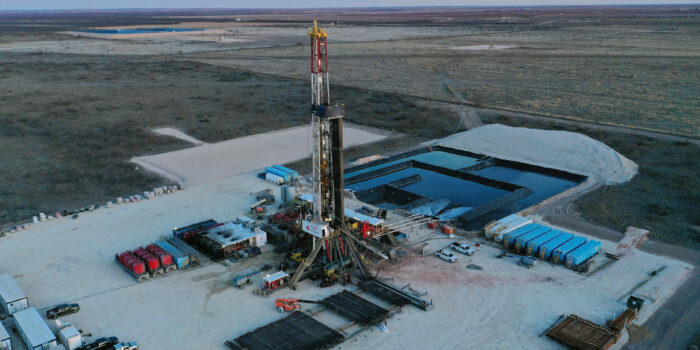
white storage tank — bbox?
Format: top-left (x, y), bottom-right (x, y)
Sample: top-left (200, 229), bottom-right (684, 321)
top-left (265, 172), bottom-right (284, 185)
top-left (0, 321), bottom-right (11, 350)
top-left (491, 217), bottom-right (533, 242)
top-left (0, 273), bottom-right (29, 315)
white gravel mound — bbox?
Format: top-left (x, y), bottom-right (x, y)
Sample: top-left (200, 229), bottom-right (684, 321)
top-left (437, 124), bottom-right (638, 184)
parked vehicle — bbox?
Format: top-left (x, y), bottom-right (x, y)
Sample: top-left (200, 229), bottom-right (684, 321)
top-left (78, 336), bottom-right (118, 350)
top-left (112, 341), bottom-right (139, 350)
top-left (46, 303), bottom-right (80, 319)
top-left (450, 242), bottom-right (475, 256)
top-left (435, 249), bottom-right (457, 263)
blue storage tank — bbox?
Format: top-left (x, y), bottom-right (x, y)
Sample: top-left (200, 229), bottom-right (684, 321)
top-left (525, 230), bottom-right (561, 255)
top-left (513, 226), bottom-right (551, 252)
top-left (538, 232), bottom-right (574, 260)
top-left (502, 223), bottom-right (540, 248)
top-left (272, 165), bottom-right (299, 180)
top-left (565, 240), bottom-right (602, 268)
top-left (552, 236), bottom-right (587, 264)
top-left (265, 167), bottom-right (291, 183)
top-left (155, 240), bottom-right (190, 270)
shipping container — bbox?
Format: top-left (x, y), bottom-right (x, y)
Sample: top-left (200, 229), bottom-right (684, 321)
top-left (552, 236), bottom-right (587, 264)
top-left (155, 241), bottom-right (190, 270)
top-left (513, 226), bottom-right (551, 252)
top-left (490, 217), bottom-right (533, 242)
top-left (0, 273), bottom-right (29, 316)
top-left (264, 167), bottom-right (291, 183)
top-left (265, 172), bottom-right (284, 185)
top-left (525, 230), bottom-right (562, 255)
top-left (502, 223), bottom-right (540, 248)
top-left (565, 240), bottom-right (602, 268)
top-left (538, 232), bottom-right (575, 260)
top-left (168, 237), bottom-right (201, 266)
top-left (272, 165), bottom-right (299, 180)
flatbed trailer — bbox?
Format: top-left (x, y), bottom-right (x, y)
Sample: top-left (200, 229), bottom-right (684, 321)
top-left (547, 314), bottom-right (618, 350)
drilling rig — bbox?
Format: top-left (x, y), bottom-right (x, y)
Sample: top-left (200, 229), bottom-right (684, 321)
top-left (289, 21), bottom-right (369, 289)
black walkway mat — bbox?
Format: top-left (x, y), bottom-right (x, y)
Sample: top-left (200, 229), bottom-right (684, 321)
top-left (226, 311), bottom-right (344, 350)
top-left (322, 290), bottom-right (389, 326)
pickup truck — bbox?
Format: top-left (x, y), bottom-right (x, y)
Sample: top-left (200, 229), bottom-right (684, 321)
top-left (450, 242), bottom-right (475, 256)
top-left (435, 249), bottom-right (458, 263)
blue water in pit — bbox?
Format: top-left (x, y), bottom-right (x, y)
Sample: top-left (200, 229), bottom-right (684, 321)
top-left (471, 166), bottom-right (578, 207)
top-left (81, 28), bottom-right (204, 34)
top-left (346, 151), bottom-right (482, 179)
top-left (346, 167), bottom-right (509, 208)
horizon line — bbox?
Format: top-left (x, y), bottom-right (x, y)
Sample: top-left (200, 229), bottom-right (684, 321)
top-left (1, 3), bottom-right (699, 12)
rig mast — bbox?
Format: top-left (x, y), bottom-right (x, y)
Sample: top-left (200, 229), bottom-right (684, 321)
top-left (290, 21), bottom-right (354, 289)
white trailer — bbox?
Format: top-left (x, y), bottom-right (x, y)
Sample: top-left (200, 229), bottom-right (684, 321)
top-left (0, 273), bottom-right (29, 315)
top-left (0, 321), bottom-right (11, 350)
top-left (484, 214), bottom-right (521, 238)
top-left (490, 217), bottom-right (534, 242)
top-left (13, 308), bottom-right (57, 350)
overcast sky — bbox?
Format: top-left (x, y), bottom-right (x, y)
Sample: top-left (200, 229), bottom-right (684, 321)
top-left (0, 0), bottom-right (696, 11)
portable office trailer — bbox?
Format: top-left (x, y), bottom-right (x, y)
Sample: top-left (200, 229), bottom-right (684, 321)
top-left (0, 273), bottom-right (29, 315)
top-left (513, 226), bottom-right (551, 252)
top-left (526, 230), bottom-right (562, 256)
top-left (552, 236), bottom-right (587, 264)
top-left (155, 241), bottom-right (190, 270)
top-left (0, 322), bottom-right (10, 350)
top-left (491, 217), bottom-right (533, 242)
top-left (565, 240), bottom-right (602, 268)
top-left (57, 325), bottom-right (82, 350)
top-left (538, 232), bottom-right (574, 260)
top-left (12, 308), bottom-right (57, 350)
top-left (502, 223), bottom-right (540, 248)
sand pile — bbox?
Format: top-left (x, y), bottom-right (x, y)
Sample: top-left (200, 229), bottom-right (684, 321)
top-left (436, 124), bottom-right (638, 184)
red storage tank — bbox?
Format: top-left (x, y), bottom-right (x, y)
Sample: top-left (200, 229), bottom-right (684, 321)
top-left (145, 257), bottom-right (160, 270)
top-left (158, 253), bottom-right (173, 266)
top-left (131, 261), bottom-right (146, 274)
top-left (427, 222), bottom-right (438, 229)
top-left (119, 252), bottom-right (131, 264)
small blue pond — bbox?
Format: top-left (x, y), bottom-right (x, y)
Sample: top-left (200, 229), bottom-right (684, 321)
top-left (346, 151), bottom-right (482, 179)
top-left (471, 166), bottom-right (578, 207)
top-left (346, 167), bottom-right (509, 208)
top-left (81, 28), bottom-right (204, 34)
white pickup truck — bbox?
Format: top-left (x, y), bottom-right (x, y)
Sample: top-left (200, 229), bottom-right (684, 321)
top-left (451, 242), bottom-right (475, 256)
top-left (435, 249), bottom-right (458, 263)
